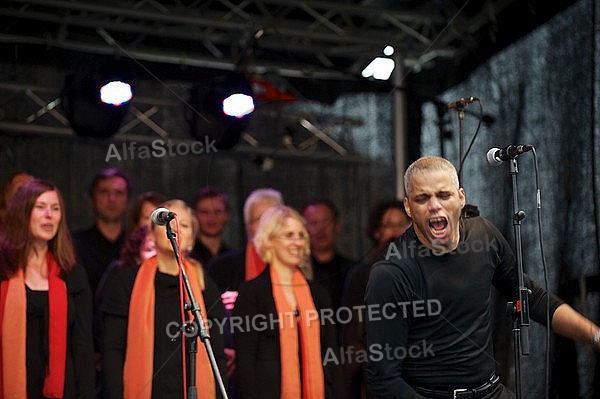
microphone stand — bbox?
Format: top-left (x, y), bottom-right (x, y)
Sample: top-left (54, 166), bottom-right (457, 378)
top-left (504, 158), bottom-right (530, 399)
top-left (164, 220), bottom-right (229, 399)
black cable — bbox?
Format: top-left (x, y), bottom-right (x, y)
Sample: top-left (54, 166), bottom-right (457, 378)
top-left (456, 100), bottom-right (484, 181)
top-left (531, 148), bottom-right (551, 399)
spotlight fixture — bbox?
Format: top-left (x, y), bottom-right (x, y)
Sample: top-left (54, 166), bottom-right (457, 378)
top-left (222, 93), bottom-right (254, 118)
top-left (362, 46), bottom-right (396, 80)
top-left (62, 62), bottom-right (134, 138)
top-left (188, 72), bottom-right (255, 150)
top-left (99, 80), bottom-right (133, 106)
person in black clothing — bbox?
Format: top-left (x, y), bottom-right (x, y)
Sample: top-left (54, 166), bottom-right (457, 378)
top-left (0, 178), bottom-right (95, 399)
top-left (206, 188), bottom-right (284, 399)
top-left (93, 224), bottom-right (157, 398)
top-left (207, 188), bottom-right (283, 297)
top-left (73, 167), bottom-right (130, 396)
top-left (341, 199), bottom-right (411, 399)
top-left (365, 156), bottom-right (600, 399)
top-left (101, 199), bottom-right (227, 399)
top-left (234, 205), bottom-right (345, 399)
top-left (301, 198), bottom-right (356, 314)
top-left (73, 167), bottom-right (131, 296)
top-left (190, 186), bottom-right (231, 268)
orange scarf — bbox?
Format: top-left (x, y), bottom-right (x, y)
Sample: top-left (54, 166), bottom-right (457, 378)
top-left (0, 252), bottom-right (67, 399)
top-left (123, 256), bottom-right (216, 399)
top-left (245, 241), bottom-right (266, 281)
top-left (270, 266), bottom-right (324, 399)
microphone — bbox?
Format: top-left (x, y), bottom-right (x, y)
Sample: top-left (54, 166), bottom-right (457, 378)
top-left (486, 144), bottom-right (534, 166)
top-left (448, 96), bottom-right (478, 110)
top-left (151, 207), bottom-right (176, 226)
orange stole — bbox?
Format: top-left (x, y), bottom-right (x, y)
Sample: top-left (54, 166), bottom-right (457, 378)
top-left (0, 269), bottom-right (27, 399)
top-left (123, 256), bottom-right (216, 399)
top-left (245, 241), bottom-right (266, 281)
top-left (270, 266), bottom-right (325, 399)
top-left (0, 252), bottom-right (67, 399)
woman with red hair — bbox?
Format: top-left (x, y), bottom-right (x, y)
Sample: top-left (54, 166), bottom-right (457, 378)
top-left (0, 178), bottom-right (95, 398)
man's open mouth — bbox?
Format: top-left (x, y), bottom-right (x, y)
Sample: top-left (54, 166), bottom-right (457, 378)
top-left (428, 217), bottom-right (448, 236)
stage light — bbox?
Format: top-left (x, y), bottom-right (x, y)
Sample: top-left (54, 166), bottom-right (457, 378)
top-left (189, 72), bottom-right (255, 149)
top-left (362, 57), bottom-right (395, 80)
top-left (222, 93), bottom-right (254, 118)
top-left (100, 81), bottom-right (133, 106)
top-left (62, 62), bottom-right (134, 138)
top-left (362, 46), bottom-right (396, 80)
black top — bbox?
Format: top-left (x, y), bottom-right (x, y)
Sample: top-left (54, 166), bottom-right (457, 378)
top-left (233, 266), bottom-right (347, 399)
top-left (73, 224), bottom-right (125, 295)
top-left (339, 259), bottom-right (374, 399)
top-left (364, 216), bottom-right (564, 399)
top-left (100, 263), bottom-right (228, 399)
top-left (24, 264), bottom-right (95, 399)
top-left (207, 247), bottom-right (246, 293)
top-left (311, 253), bottom-right (355, 312)
top-left (190, 238), bottom-right (230, 271)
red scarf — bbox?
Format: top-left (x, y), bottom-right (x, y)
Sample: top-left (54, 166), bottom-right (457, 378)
top-left (0, 252), bottom-right (68, 399)
top-left (245, 241), bottom-right (266, 281)
top-left (123, 256), bottom-right (216, 399)
top-left (270, 266), bottom-right (324, 399)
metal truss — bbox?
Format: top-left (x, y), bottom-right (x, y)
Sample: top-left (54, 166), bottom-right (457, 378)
top-left (0, 80), bottom-right (366, 161)
top-left (0, 0), bottom-right (519, 81)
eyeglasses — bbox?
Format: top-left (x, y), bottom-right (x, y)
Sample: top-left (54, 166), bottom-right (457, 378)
top-left (271, 232), bottom-right (308, 242)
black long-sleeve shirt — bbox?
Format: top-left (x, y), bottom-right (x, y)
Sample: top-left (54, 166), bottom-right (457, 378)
top-left (364, 216), bottom-right (564, 399)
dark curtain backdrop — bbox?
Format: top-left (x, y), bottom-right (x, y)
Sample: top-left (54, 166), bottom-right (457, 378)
top-left (421, 0), bottom-right (600, 397)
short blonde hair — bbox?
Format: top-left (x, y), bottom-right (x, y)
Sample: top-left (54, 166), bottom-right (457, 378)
top-left (253, 205), bottom-right (312, 279)
top-left (404, 156), bottom-right (459, 195)
top-left (156, 199), bottom-right (199, 239)
top-left (153, 198), bottom-right (205, 289)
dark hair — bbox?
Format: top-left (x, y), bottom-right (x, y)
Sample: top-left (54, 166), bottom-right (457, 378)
top-left (300, 198), bottom-right (340, 222)
top-left (192, 186), bottom-right (230, 212)
top-left (127, 190), bottom-right (167, 233)
top-left (0, 179), bottom-right (75, 279)
top-left (119, 224), bottom-right (151, 269)
top-left (89, 167), bottom-right (131, 197)
top-left (0, 171), bottom-right (34, 215)
top-left (366, 199), bottom-right (408, 241)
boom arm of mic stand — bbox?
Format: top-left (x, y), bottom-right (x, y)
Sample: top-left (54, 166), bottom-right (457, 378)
top-left (165, 222), bottom-right (229, 399)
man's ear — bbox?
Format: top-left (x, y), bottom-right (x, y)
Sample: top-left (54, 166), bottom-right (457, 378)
top-left (458, 187), bottom-right (466, 209)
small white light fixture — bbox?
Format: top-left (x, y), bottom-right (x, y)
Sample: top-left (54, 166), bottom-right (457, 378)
top-left (100, 81), bottom-right (133, 106)
top-left (362, 46), bottom-right (396, 80)
top-left (222, 93), bottom-right (255, 118)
